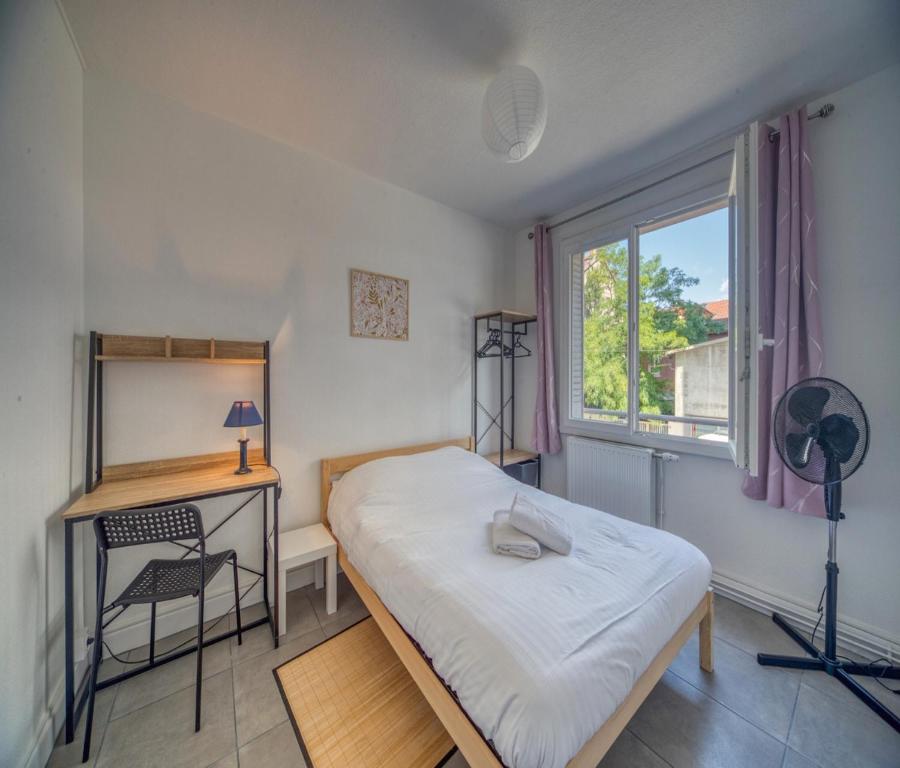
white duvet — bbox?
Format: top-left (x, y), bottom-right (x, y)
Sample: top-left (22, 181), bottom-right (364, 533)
top-left (328, 447), bottom-right (711, 768)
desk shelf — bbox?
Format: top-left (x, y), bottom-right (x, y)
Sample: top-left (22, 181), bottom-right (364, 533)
top-left (84, 331), bottom-right (272, 494)
top-left (95, 334), bottom-right (266, 365)
top-left (95, 355), bottom-right (265, 365)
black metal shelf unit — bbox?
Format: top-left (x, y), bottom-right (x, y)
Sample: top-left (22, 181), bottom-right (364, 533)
top-left (472, 310), bottom-right (541, 487)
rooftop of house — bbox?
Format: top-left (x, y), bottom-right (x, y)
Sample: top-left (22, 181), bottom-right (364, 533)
top-left (704, 299), bottom-right (729, 321)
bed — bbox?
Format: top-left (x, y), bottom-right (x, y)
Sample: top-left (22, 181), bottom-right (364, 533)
top-left (320, 438), bottom-right (713, 768)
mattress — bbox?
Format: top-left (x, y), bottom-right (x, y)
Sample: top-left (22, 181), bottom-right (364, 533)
top-left (327, 447), bottom-right (711, 768)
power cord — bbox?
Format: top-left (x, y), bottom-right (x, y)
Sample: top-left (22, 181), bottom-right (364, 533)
top-left (810, 580), bottom-right (898, 696)
top-left (101, 575), bottom-right (262, 665)
top-left (250, 461), bottom-right (283, 499)
top-left (836, 654), bottom-right (900, 696)
top-left (809, 584), bottom-right (826, 645)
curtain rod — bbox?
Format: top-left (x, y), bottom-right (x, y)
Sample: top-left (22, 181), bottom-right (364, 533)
top-left (768, 103), bottom-right (834, 142)
top-left (527, 148), bottom-right (733, 240)
top-left (527, 102), bottom-right (836, 240)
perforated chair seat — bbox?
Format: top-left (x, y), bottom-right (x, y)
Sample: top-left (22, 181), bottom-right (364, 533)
top-left (114, 550), bottom-right (235, 606)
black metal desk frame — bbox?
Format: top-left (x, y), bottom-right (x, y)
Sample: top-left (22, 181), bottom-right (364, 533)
top-left (63, 332), bottom-right (279, 744)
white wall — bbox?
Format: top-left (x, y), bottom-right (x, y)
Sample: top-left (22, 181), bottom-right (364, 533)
top-left (0, 2), bottom-right (85, 766)
top-left (514, 64), bottom-right (900, 657)
top-left (82, 73), bottom-right (512, 647)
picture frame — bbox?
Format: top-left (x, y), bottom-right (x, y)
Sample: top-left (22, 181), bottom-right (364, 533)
top-left (349, 268), bottom-right (409, 341)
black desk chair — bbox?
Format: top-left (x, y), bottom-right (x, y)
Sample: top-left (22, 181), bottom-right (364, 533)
top-left (82, 503), bottom-right (242, 762)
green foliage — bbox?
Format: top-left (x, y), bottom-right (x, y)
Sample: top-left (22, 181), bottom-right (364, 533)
top-left (581, 243), bottom-right (725, 416)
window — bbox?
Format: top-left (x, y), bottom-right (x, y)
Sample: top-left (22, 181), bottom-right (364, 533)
top-left (637, 203), bottom-right (730, 442)
top-left (562, 138), bottom-right (757, 465)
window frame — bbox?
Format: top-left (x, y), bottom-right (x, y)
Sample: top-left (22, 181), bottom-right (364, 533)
top-left (558, 179), bottom-right (737, 460)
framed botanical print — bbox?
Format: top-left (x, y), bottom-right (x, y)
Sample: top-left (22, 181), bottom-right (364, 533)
top-left (350, 268), bottom-right (409, 341)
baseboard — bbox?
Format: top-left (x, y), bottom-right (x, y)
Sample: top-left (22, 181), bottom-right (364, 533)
top-left (712, 569), bottom-right (899, 663)
top-left (22, 706), bottom-right (55, 768)
top-left (22, 710), bottom-right (54, 768)
top-left (21, 657), bottom-right (83, 768)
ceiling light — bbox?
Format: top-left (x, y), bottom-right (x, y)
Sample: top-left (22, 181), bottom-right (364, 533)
top-left (482, 65), bottom-right (547, 163)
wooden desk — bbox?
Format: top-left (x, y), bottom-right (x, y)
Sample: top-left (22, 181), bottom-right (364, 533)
top-left (63, 450), bottom-right (280, 520)
top-left (62, 451), bottom-right (280, 743)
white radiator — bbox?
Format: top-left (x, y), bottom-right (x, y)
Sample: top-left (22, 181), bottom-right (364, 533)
top-left (566, 436), bottom-right (657, 527)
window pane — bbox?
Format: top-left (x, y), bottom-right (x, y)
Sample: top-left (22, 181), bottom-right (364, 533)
top-left (637, 205), bottom-right (729, 441)
top-left (580, 240), bottom-right (628, 425)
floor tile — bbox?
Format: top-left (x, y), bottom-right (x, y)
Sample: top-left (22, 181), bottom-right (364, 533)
top-left (788, 681), bottom-right (900, 768)
top-left (230, 601), bottom-right (280, 664)
top-left (95, 668), bottom-right (236, 768)
top-left (307, 572), bottom-right (366, 628)
top-left (800, 664), bottom-right (900, 720)
top-left (238, 720), bottom-right (308, 768)
top-left (233, 626), bottom-right (326, 747)
top-left (97, 655), bottom-right (127, 683)
top-left (228, 594), bottom-right (319, 663)
top-left (713, 597), bottom-right (802, 658)
top-left (782, 748), bottom-right (821, 768)
top-left (628, 671), bottom-right (784, 768)
top-left (48, 686), bottom-right (118, 768)
top-left (285, 587), bottom-right (322, 635)
top-left (205, 752), bottom-right (238, 768)
top-left (322, 603), bottom-right (370, 639)
top-left (440, 749), bottom-right (467, 767)
top-left (598, 728), bottom-right (671, 767)
top-left (669, 632), bottom-right (801, 740)
top-left (112, 621), bottom-right (232, 719)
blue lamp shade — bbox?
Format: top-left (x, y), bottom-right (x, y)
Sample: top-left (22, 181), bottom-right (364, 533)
top-left (223, 400), bottom-right (263, 428)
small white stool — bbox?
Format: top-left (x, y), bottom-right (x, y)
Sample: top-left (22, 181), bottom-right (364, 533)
top-left (278, 523), bottom-right (337, 637)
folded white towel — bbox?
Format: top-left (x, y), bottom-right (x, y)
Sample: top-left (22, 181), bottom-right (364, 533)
top-left (491, 510), bottom-right (541, 560)
top-left (509, 493), bottom-right (574, 555)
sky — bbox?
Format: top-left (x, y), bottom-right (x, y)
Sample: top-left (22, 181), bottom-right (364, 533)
top-left (639, 206), bottom-right (729, 305)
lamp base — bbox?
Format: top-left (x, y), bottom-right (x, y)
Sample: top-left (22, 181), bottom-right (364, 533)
top-left (235, 438), bottom-right (253, 475)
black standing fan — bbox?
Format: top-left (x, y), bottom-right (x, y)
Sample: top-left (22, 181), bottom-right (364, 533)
top-left (758, 377), bottom-right (899, 732)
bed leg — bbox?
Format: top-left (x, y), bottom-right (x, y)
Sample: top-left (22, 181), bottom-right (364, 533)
top-left (699, 590), bottom-right (714, 672)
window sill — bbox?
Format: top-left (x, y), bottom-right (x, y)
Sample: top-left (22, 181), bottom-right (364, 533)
top-left (560, 421), bottom-right (734, 461)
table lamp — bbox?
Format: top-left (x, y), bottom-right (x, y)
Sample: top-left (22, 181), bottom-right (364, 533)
top-left (224, 400), bottom-right (264, 474)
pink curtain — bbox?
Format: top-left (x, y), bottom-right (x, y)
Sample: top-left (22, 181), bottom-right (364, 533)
top-left (532, 224), bottom-right (562, 454)
top-left (742, 110), bottom-right (825, 516)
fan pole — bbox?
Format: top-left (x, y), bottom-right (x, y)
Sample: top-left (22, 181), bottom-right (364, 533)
top-left (823, 459), bottom-right (841, 665)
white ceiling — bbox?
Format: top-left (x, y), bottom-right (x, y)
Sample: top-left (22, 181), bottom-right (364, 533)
top-left (61, 0), bottom-right (900, 228)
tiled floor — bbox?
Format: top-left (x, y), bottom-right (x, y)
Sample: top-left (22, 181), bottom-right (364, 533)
top-left (49, 577), bottom-right (900, 768)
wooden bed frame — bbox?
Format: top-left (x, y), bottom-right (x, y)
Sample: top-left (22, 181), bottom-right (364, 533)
top-left (320, 437), bottom-right (714, 768)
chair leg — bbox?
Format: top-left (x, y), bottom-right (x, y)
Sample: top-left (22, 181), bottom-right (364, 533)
top-left (232, 554), bottom-right (242, 646)
top-left (195, 585), bottom-right (205, 732)
top-left (149, 602), bottom-right (157, 665)
top-left (82, 561), bottom-right (107, 763)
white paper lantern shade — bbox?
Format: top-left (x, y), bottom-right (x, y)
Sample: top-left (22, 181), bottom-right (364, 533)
top-left (482, 65), bottom-right (547, 163)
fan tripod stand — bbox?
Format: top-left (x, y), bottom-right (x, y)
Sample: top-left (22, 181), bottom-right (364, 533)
top-left (757, 467), bottom-right (900, 732)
